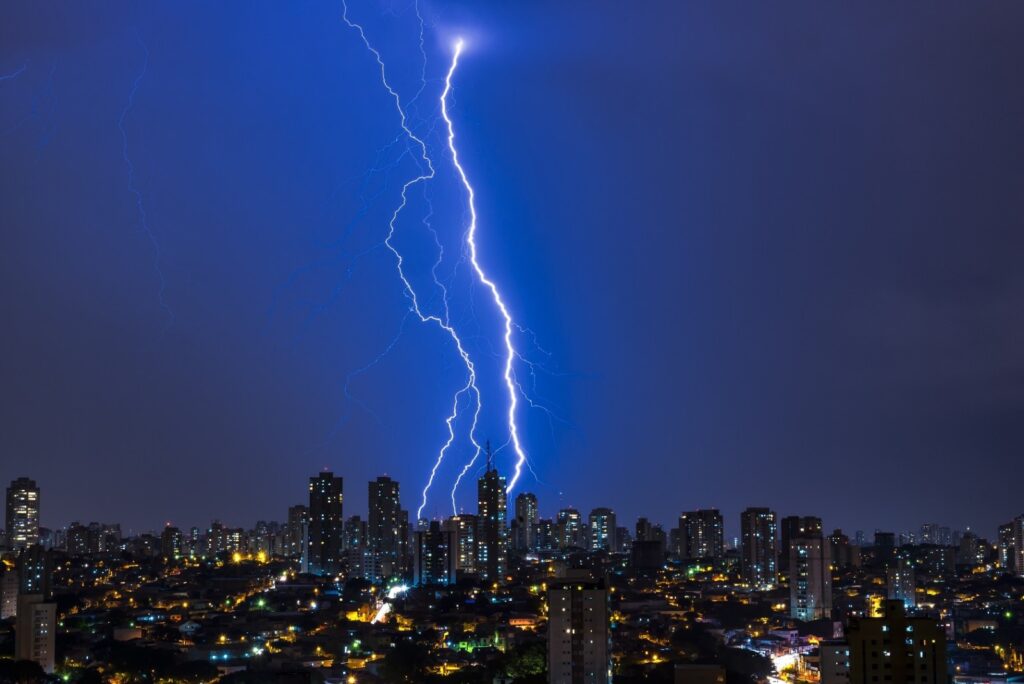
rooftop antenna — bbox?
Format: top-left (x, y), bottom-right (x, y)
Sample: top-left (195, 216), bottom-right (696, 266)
top-left (486, 440), bottom-right (493, 472)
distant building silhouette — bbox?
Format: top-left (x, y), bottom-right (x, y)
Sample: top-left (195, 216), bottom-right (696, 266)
top-left (677, 509), bottom-right (724, 560)
top-left (512, 492), bottom-right (538, 553)
top-left (740, 507), bottom-right (777, 587)
top-left (307, 471), bottom-right (343, 575)
top-left (780, 515), bottom-right (822, 572)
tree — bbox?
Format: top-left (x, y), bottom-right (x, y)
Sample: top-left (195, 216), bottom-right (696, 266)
top-left (501, 642), bottom-right (546, 681)
top-left (0, 659), bottom-right (47, 684)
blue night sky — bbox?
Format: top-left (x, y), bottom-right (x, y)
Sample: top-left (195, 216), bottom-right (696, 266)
top-left (2, 2), bottom-right (1023, 539)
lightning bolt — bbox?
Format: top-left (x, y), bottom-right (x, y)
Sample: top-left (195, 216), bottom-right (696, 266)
top-left (341, 1), bottom-right (482, 522)
top-left (118, 33), bottom-right (173, 329)
top-left (441, 39), bottom-right (529, 494)
top-left (0, 62), bottom-right (28, 82)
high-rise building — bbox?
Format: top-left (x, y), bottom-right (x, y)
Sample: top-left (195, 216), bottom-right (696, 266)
top-left (1013, 515), bottom-right (1024, 578)
top-left (287, 505), bottom-right (308, 559)
top-left (740, 507), bottom-right (777, 587)
top-left (636, 517), bottom-right (655, 542)
top-left (677, 509), bottom-right (725, 560)
top-left (557, 508), bottom-right (584, 550)
top-left (780, 516), bottom-right (822, 572)
top-left (0, 568), bottom-right (17, 619)
top-left (17, 545), bottom-right (51, 597)
top-left (818, 641), bottom-right (850, 684)
top-left (919, 523), bottom-right (953, 547)
top-left (887, 553), bottom-right (916, 609)
top-left (512, 492), bottom-right (539, 553)
top-left (789, 534), bottom-right (832, 621)
top-left (443, 514), bottom-right (477, 574)
top-left (476, 451), bottom-right (508, 582)
top-left (67, 522), bottom-right (90, 556)
top-left (827, 529), bottom-right (858, 569)
top-left (412, 520), bottom-right (457, 586)
top-left (846, 600), bottom-right (946, 684)
top-left (997, 521), bottom-right (1015, 573)
top-left (588, 508), bottom-right (617, 552)
top-left (873, 531), bottom-right (897, 568)
top-left (368, 476), bottom-right (404, 574)
top-left (160, 526), bottom-right (183, 559)
top-left (307, 471), bottom-right (344, 576)
top-left (548, 573), bottom-right (611, 684)
top-left (6, 478), bottom-right (40, 552)
top-left (537, 518), bottom-right (556, 552)
top-left (344, 515), bottom-right (367, 552)
top-left (15, 594), bottom-right (56, 673)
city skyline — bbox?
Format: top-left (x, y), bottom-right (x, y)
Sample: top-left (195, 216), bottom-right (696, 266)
top-left (4, 471), bottom-right (1017, 551)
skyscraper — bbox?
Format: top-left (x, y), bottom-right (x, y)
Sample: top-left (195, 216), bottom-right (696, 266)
top-left (997, 521), bottom-right (1015, 573)
top-left (307, 471), bottom-right (343, 576)
top-left (548, 573), bottom-right (611, 684)
top-left (1013, 515), bottom-right (1024, 578)
top-left (286, 505), bottom-right (308, 559)
top-left (557, 508), bottom-right (584, 550)
top-left (588, 508), bottom-right (617, 551)
top-left (476, 447), bottom-right (507, 582)
top-left (368, 476), bottom-right (404, 574)
top-left (17, 545), bottom-right (51, 597)
top-left (412, 520), bottom-right (457, 586)
top-left (887, 552), bottom-right (916, 609)
top-left (443, 514), bottom-right (477, 574)
top-left (740, 507), bottom-right (778, 587)
top-left (512, 492), bottom-right (539, 553)
top-left (677, 509), bottom-right (725, 560)
top-left (790, 534), bottom-right (832, 621)
top-left (827, 529), bottom-right (857, 569)
top-left (6, 478), bottom-right (40, 552)
top-left (160, 526), bottom-right (183, 560)
top-left (780, 515), bottom-right (823, 572)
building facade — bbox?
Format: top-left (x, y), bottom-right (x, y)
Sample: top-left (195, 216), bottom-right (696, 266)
top-left (588, 508), bottom-right (617, 552)
top-left (307, 471), bottom-right (343, 576)
top-left (15, 594), bottom-right (56, 673)
top-left (512, 492), bottom-right (539, 553)
top-left (780, 515), bottom-right (823, 572)
top-left (368, 476), bottom-right (405, 574)
top-left (789, 534), bottom-right (832, 621)
top-left (548, 574), bottom-right (611, 684)
top-left (846, 600), bottom-right (946, 684)
top-left (740, 507), bottom-right (778, 587)
top-left (443, 514), bottom-right (477, 574)
top-left (6, 477), bottom-right (40, 552)
top-left (677, 509), bottom-right (725, 560)
top-left (412, 520), bottom-right (457, 586)
top-left (476, 459), bottom-right (508, 582)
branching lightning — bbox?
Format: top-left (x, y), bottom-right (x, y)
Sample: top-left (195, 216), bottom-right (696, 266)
top-left (340, 3), bottom-right (538, 517)
top-left (341, 1), bottom-right (482, 522)
top-left (118, 33), bottom-right (173, 329)
top-left (441, 39), bottom-right (529, 494)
